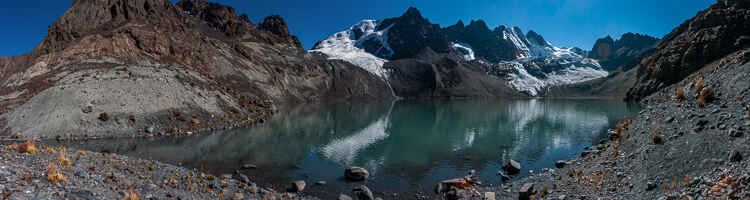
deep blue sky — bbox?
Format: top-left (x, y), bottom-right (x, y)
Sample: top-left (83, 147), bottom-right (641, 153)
top-left (1, 0), bottom-right (713, 56)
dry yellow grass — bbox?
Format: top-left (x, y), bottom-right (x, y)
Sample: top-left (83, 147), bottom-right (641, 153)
top-left (45, 162), bottom-right (68, 184)
top-left (3, 142), bottom-right (18, 151)
top-left (18, 140), bottom-right (38, 153)
top-left (695, 77), bottom-right (704, 92)
top-left (697, 97), bottom-right (706, 108)
top-left (124, 189), bottom-right (139, 200)
top-left (652, 132), bottom-right (663, 144)
top-left (58, 151), bottom-right (71, 168)
top-left (675, 86), bottom-right (685, 102)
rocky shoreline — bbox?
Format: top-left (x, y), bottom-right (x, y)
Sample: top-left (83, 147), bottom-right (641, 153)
top-left (486, 50), bottom-right (750, 200)
top-left (0, 140), bottom-right (318, 200)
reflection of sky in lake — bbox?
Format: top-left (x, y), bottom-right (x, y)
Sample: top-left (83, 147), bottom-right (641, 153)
top-left (57, 99), bottom-right (641, 199)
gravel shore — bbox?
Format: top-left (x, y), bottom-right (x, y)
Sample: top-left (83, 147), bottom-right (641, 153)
top-left (0, 140), bottom-right (315, 200)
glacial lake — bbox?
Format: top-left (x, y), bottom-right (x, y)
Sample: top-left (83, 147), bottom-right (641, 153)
top-left (57, 99), bottom-right (641, 198)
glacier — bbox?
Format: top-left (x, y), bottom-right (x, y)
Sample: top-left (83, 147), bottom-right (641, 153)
top-left (492, 27), bottom-right (608, 96)
top-left (451, 42), bottom-right (476, 61)
top-left (312, 19), bottom-right (608, 97)
top-left (310, 20), bottom-right (398, 97)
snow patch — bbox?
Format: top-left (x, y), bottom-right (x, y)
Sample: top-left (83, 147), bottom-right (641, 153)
top-left (310, 20), bottom-right (397, 97)
top-left (451, 42), bottom-right (475, 61)
top-left (498, 36), bottom-right (608, 96)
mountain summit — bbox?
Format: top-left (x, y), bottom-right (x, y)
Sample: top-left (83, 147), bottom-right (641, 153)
top-left (0, 0), bottom-right (392, 138)
top-left (313, 7), bottom-right (608, 96)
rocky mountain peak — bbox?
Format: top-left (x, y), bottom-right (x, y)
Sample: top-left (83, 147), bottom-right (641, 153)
top-left (616, 32), bottom-right (659, 50)
top-left (33, 0), bottom-right (184, 55)
top-left (467, 20), bottom-right (489, 30)
top-left (526, 30), bottom-right (549, 46)
top-left (589, 36), bottom-right (615, 60)
top-left (403, 7), bottom-right (423, 19)
top-left (176, 0), bottom-right (254, 38)
top-left (375, 7), bottom-right (450, 59)
top-left (588, 33), bottom-right (659, 72)
top-left (259, 15), bottom-right (291, 37)
top-left (454, 20), bottom-right (465, 27)
top-left (627, 0), bottom-right (750, 100)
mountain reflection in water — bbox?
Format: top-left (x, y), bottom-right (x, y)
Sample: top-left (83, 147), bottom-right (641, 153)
top-left (58, 99), bottom-right (641, 197)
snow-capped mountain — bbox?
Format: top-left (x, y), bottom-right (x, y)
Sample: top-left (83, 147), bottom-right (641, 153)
top-left (474, 28), bottom-right (608, 95)
top-left (310, 20), bottom-right (392, 80)
top-left (311, 7), bottom-right (608, 97)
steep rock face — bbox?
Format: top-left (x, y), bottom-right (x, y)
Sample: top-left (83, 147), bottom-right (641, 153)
top-left (314, 7), bottom-right (607, 97)
top-left (442, 20), bottom-right (524, 62)
top-left (589, 36), bottom-right (615, 61)
top-left (176, 0), bottom-right (302, 47)
top-left (385, 49), bottom-right (519, 98)
top-left (0, 0), bottom-right (391, 138)
top-left (626, 0), bottom-right (750, 100)
top-left (589, 33), bottom-right (659, 71)
top-left (376, 7), bottom-right (451, 60)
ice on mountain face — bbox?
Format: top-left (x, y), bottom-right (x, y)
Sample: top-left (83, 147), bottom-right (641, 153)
top-left (495, 33), bottom-right (608, 96)
top-left (311, 20), bottom-right (393, 78)
top-left (501, 61), bottom-right (546, 96)
top-left (501, 28), bottom-right (532, 59)
top-left (451, 42), bottom-right (475, 61)
top-left (311, 20), bottom-right (398, 97)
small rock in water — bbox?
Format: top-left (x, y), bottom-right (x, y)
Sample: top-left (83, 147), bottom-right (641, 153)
top-left (345, 166), bottom-right (369, 181)
top-left (242, 164), bottom-right (257, 169)
top-left (220, 174), bottom-right (232, 180)
top-left (729, 150), bottom-right (743, 162)
top-left (290, 180), bottom-right (305, 192)
top-left (238, 174), bottom-right (250, 184)
top-left (315, 181), bottom-right (327, 185)
top-left (729, 129), bottom-right (743, 137)
top-left (555, 160), bottom-right (566, 168)
top-left (519, 183), bottom-right (535, 200)
top-left (146, 126), bottom-right (154, 133)
top-left (353, 185), bottom-right (374, 200)
top-left (337, 194), bottom-right (353, 200)
top-left (646, 181), bottom-right (657, 191)
top-left (502, 160), bottom-right (521, 175)
top-left (497, 172), bottom-right (511, 181)
top-left (484, 192), bottom-right (495, 200)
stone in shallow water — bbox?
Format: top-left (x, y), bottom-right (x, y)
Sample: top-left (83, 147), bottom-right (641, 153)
top-left (555, 160), bottom-right (566, 168)
top-left (242, 164), bottom-right (257, 169)
top-left (484, 192), bottom-right (495, 200)
top-left (345, 166), bottom-right (369, 181)
top-left (291, 180), bottom-right (305, 192)
top-left (220, 174), bottom-right (232, 180)
top-left (502, 160), bottom-right (521, 175)
top-left (337, 194), bottom-right (353, 200)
